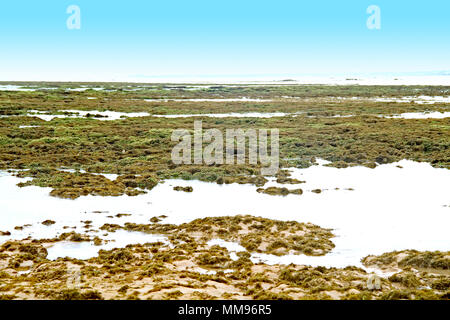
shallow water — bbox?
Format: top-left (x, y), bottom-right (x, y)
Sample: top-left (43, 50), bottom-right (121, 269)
top-left (0, 85), bottom-right (105, 92)
top-left (58, 168), bottom-right (118, 181)
top-left (0, 160), bottom-right (448, 268)
top-left (65, 87), bottom-right (105, 92)
top-left (373, 96), bottom-right (450, 104)
top-left (3, 108), bottom-right (447, 121)
top-left (27, 110), bottom-right (150, 121)
top-left (152, 112), bottom-right (296, 118)
top-left (382, 111), bottom-right (450, 119)
top-left (46, 230), bottom-right (169, 260)
top-left (304, 112), bottom-right (450, 119)
top-left (144, 97), bottom-right (272, 102)
top-left (19, 125), bottom-right (41, 129)
top-left (0, 85), bottom-right (38, 91)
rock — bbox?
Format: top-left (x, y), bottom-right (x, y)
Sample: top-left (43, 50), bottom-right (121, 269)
top-left (150, 216), bottom-right (161, 223)
top-left (42, 220), bottom-right (56, 226)
top-left (173, 186), bottom-right (193, 192)
top-left (93, 237), bottom-right (102, 246)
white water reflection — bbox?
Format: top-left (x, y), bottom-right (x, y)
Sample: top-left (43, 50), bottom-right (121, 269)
top-left (0, 85), bottom-right (105, 92)
top-left (144, 97), bottom-right (272, 102)
top-left (304, 112), bottom-right (449, 119)
top-left (58, 168), bottom-right (118, 181)
top-left (65, 87), bottom-right (105, 92)
top-left (0, 160), bottom-right (448, 268)
top-left (152, 112), bottom-right (296, 118)
top-left (373, 96), bottom-right (450, 104)
top-left (46, 230), bottom-right (169, 260)
top-left (27, 110), bottom-right (150, 121)
top-left (382, 111), bottom-right (450, 119)
top-left (207, 239), bottom-right (246, 252)
top-left (0, 85), bottom-right (38, 91)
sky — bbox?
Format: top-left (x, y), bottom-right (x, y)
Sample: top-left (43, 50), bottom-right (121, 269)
top-left (0, 0), bottom-right (449, 82)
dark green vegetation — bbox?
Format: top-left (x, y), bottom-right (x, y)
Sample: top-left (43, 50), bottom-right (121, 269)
top-left (0, 83), bottom-right (449, 197)
top-left (256, 186), bottom-right (303, 196)
top-left (363, 250), bottom-right (450, 270)
top-left (103, 215), bottom-right (335, 256)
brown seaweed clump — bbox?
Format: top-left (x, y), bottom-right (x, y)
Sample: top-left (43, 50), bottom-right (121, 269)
top-left (15, 169), bottom-right (158, 199)
top-left (112, 215), bottom-right (335, 256)
top-left (256, 187), bottom-right (303, 196)
top-left (173, 186), bottom-right (193, 192)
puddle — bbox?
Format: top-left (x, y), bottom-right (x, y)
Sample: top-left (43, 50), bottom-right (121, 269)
top-left (0, 160), bottom-right (448, 268)
top-left (382, 111), bottom-right (450, 119)
top-left (373, 96), bottom-right (450, 104)
top-left (207, 239), bottom-right (245, 261)
top-left (3, 109), bottom-right (446, 122)
top-left (65, 87), bottom-right (105, 92)
top-left (193, 267), bottom-right (234, 275)
top-left (0, 85), bottom-right (96, 92)
top-left (207, 239), bottom-right (246, 252)
top-left (303, 112), bottom-right (449, 119)
top-left (27, 110), bottom-right (150, 121)
top-left (19, 125), bottom-right (41, 129)
top-left (151, 111), bottom-right (449, 119)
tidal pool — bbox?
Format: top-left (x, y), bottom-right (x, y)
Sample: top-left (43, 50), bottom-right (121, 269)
top-left (304, 112), bottom-right (449, 119)
top-left (6, 109), bottom-right (447, 121)
top-left (0, 85), bottom-right (39, 91)
top-left (152, 112), bottom-right (296, 118)
top-left (373, 96), bottom-right (450, 104)
top-left (46, 230), bottom-right (169, 260)
top-left (0, 160), bottom-right (448, 267)
top-left (19, 125), bottom-right (41, 129)
top-left (27, 110), bottom-right (151, 121)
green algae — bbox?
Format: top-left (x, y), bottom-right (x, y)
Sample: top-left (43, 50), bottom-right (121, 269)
top-left (113, 215), bottom-right (335, 256)
top-left (1, 84), bottom-right (449, 200)
top-left (362, 250), bottom-right (450, 270)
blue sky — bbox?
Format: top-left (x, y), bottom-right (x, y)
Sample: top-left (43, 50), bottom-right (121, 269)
top-left (0, 1), bottom-right (449, 81)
